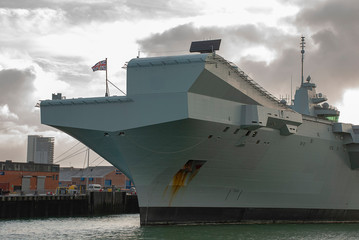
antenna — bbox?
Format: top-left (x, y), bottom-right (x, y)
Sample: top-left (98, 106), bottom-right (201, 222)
top-left (291, 74), bottom-right (293, 105)
top-left (300, 36), bottom-right (305, 86)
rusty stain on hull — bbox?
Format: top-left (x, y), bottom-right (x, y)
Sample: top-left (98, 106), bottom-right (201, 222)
top-left (166, 160), bottom-right (206, 205)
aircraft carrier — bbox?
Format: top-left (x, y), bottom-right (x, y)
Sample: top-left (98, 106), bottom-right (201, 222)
top-left (40, 38), bottom-right (359, 225)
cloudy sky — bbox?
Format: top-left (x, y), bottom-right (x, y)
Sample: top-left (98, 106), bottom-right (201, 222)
top-left (1, 0), bottom-right (359, 167)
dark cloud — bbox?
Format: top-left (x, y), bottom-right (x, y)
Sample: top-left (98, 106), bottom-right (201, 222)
top-left (241, 0), bottom-right (359, 102)
top-left (241, 29), bottom-right (359, 103)
top-left (0, 68), bottom-right (36, 161)
top-left (137, 23), bottom-right (298, 96)
top-left (0, 68), bottom-right (49, 131)
top-left (137, 24), bottom-right (203, 55)
top-left (0, 67), bottom-right (62, 162)
top-left (290, 0), bottom-right (359, 101)
top-left (295, 0), bottom-right (359, 32)
top-left (0, 68), bottom-right (36, 113)
top-left (137, 0), bottom-right (359, 104)
top-left (137, 23), bottom-right (295, 57)
top-left (1, 0), bottom-right (358, 164)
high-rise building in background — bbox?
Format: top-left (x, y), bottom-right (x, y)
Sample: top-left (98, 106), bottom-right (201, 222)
top-left (27, 135), bottom-right (54, 164)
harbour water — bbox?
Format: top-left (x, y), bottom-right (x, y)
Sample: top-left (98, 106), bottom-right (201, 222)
top-left (1, 214), bottom-right (359, 239)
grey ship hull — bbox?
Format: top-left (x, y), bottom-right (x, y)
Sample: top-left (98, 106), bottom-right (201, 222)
top-left (41, 53), bottom-right (359, 225)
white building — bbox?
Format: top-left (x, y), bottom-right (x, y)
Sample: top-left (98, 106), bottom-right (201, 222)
top-left (27, 135), bottom-right (54, 164)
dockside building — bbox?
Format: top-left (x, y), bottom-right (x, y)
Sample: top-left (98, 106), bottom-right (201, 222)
top-left (0, 160), bottom-right (59, 194)
top-left (59, 166), bottom-right (132, 192)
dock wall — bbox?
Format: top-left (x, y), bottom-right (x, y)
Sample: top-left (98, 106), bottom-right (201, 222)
top-left (0, 192), bottom-right (139, 219)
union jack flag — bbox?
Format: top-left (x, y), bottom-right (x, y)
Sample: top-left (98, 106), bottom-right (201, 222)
top-left (91, 59), bottom-right (107, 71)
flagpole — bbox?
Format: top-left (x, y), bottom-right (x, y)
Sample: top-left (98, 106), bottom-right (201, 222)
top-left (105, 58), bottom-right (109, 97)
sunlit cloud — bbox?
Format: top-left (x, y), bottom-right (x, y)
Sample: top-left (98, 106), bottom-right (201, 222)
top-left (0, 104), bottom-right (19, 120)
top-left (1, 0), bottom-right (359, 166)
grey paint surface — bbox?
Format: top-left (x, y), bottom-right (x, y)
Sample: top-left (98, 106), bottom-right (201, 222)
top-left (40, 52), bottom-right (359, 223)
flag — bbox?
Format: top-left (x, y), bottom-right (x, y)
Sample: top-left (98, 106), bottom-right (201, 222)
top-left (91, 59), bottom-right (107, 71)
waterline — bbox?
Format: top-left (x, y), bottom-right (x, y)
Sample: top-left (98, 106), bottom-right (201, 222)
top-left (2, 214), bottom-right (359, 240)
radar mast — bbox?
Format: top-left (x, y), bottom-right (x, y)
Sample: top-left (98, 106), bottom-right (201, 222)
top-left (300, 36), bottom-right (305, 86)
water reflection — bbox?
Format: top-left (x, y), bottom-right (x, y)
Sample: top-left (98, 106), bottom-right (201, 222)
top-left (2, 214), bottom-right (359, 240)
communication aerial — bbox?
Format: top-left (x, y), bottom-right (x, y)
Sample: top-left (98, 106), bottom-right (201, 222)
top-left (300, 36), bottom-right (305, 86)
top-left (190, 39), bottom-right (221, 53)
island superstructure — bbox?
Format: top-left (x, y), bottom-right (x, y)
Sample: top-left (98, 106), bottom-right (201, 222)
top-left (40, 38), bottom-right (359, 225)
